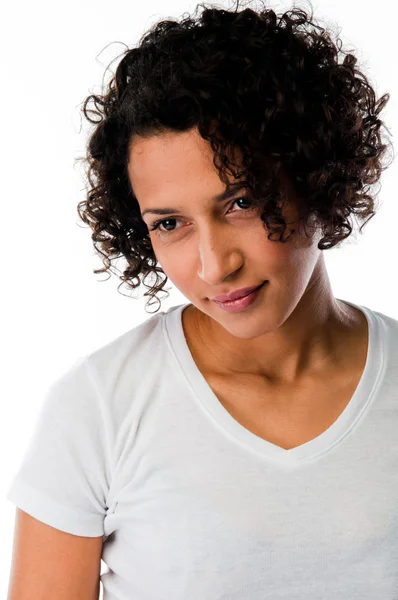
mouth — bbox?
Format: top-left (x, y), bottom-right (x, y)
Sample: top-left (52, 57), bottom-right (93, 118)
top-left (212, 281), bottom-right (267, 303)
top-left (213, 281), bottom-right (267, 312)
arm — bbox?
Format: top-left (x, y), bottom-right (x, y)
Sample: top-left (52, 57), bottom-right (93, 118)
top-left (7, 508), bottom-right (103, 600)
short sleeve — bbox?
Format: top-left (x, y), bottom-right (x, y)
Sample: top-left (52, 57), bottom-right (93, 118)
top-left (6, 355), bottom-right (112, 537)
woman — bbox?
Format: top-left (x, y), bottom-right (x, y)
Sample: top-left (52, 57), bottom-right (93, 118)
top-left (6, 1), bottom-right (396, 598)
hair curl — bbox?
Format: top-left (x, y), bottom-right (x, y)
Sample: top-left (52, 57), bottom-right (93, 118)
top-left (76, 0), bottom-right (393, 313)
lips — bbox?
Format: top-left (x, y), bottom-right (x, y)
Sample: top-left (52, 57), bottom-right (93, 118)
top-left (213, 282), bottom-right (266, 303)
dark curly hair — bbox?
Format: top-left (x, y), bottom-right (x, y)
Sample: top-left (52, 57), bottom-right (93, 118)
top-left (76, 0), bottom-right (393, 313)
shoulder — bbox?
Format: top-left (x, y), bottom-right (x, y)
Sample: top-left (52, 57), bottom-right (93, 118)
top-left (372, 307), bottom-right (398, 330)
top-left (86, 309), bottom-right (166, 371)
top-left (80, 308), bottom-right (174, 422)
top-left (368, 305), bottom-right (398, 346)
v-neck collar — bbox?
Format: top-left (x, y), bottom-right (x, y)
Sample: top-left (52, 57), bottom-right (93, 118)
top-left (163, 299), bottom-right (385, 466)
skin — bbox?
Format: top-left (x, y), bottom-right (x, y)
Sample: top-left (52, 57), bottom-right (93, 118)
top-left (127, 127), bottom-right (368, 392)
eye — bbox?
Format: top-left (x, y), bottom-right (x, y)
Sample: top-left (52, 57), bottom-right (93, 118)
top-left (149, 195), bottom-right (256, 235)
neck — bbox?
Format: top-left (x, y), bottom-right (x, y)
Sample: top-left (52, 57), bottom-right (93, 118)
top-left (184, 285), bottom-right (366, 387)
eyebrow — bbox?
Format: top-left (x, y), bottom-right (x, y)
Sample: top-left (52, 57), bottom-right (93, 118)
top-left (141, 183), bottom-right (248, 218)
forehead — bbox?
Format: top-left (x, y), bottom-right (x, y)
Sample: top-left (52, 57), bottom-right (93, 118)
top-left (128, 129), bottom-right (212, 173)
top-left (127, 129), bottom-right (245, 202)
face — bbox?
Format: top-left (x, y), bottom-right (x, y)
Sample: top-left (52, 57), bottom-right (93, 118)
top-left (128, 127), bottom-right (325, 341)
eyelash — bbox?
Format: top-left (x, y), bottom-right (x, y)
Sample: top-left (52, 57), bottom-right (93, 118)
top-left (149, 195), bottom-right (256, 235)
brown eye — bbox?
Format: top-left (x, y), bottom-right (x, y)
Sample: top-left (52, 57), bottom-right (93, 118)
top-left (150, 218), bottom-right (179, 233)
top-left (149, 195), bottom-right (256, 236)
top-left (232, 196), bottom-right (254, 211)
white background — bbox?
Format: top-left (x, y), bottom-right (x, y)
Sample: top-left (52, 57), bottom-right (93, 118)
top-left (1, 0), bottom-right (396, 596)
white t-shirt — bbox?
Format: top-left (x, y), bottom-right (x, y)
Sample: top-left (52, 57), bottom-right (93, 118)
top-left (6, 299), bottom-right (398, 599)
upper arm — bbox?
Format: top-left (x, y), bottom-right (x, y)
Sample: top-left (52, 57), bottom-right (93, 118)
top-left (7, 508), bottom-right (103, 600)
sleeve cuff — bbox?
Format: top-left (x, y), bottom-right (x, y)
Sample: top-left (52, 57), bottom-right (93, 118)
top-left (5, 477), bottom-right (105, 538)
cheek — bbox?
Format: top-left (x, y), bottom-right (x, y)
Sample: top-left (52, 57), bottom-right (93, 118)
top-left (254, 235), bottom-right (318, 291)
top-left (251, 226), bottom-right (296, 268)
top-left (153, 248), bottom-right (193, 287)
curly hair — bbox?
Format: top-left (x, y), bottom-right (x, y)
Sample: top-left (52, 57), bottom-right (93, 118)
top-left (76, 0), bottom-right (393, 313)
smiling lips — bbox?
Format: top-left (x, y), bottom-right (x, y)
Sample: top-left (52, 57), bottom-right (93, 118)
top-left (212, 282), bottom-right (266, 303)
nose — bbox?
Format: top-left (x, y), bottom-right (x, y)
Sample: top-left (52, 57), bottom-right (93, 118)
top-left (196, 226), bottom-right (244, 287)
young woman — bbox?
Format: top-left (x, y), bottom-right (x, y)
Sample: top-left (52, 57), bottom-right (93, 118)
top-left (6, 1), bottom-right (395, 598)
